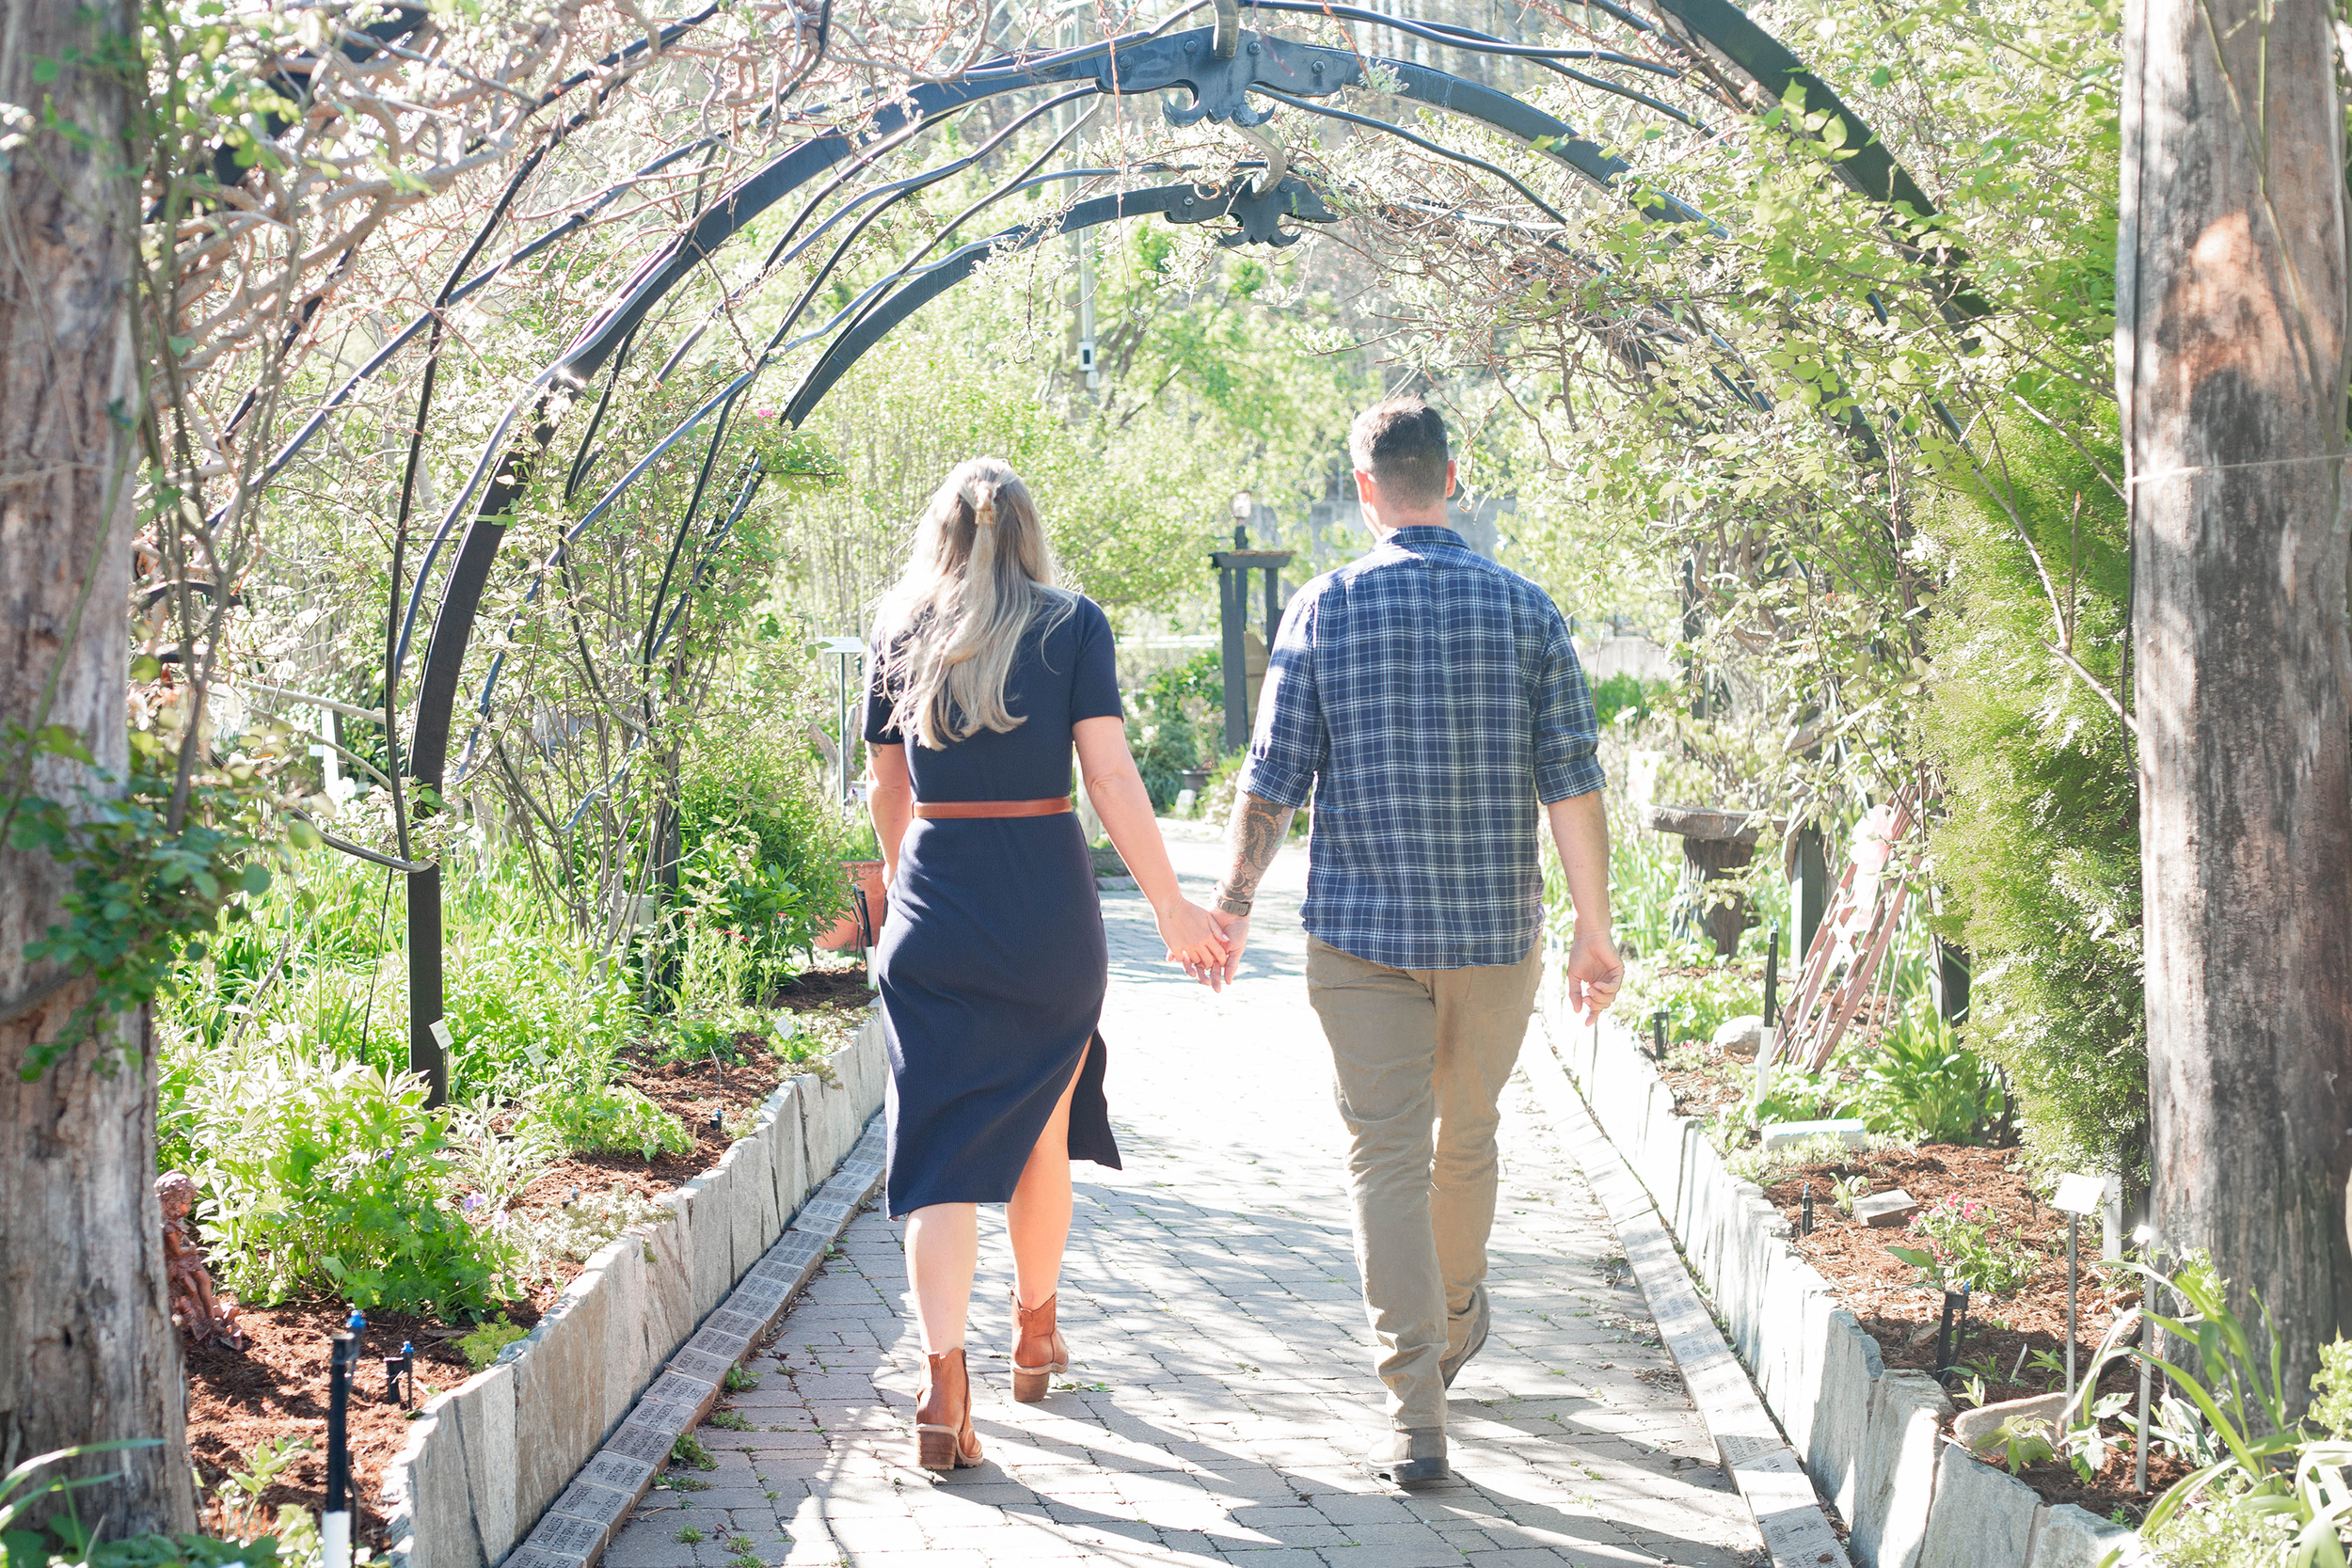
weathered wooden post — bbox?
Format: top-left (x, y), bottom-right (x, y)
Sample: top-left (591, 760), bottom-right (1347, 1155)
top-left (2122, 0), bottom-right (2352, 1399)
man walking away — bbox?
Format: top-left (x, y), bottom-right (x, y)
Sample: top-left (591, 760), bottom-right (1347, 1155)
top-left (1205, 397), bottom-right (1623, 1487)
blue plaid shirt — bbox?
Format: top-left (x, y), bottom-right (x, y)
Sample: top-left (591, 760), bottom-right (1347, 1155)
top-left (1238, 526), bottom-right (1604, 970)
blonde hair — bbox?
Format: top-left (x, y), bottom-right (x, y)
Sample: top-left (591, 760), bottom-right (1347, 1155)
top-left (871, 457), bottom-right (1072, 751)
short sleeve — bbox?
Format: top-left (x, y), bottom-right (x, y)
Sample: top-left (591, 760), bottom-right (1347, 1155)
top-left (1531, 602), bottom-right (1604, 802)
top-left (862, 643), bottom-right (901, 745)
top-left (1068, 598), bottom-right (1122, 724)
top-left (1237, 587), bottom-right (1324, 809)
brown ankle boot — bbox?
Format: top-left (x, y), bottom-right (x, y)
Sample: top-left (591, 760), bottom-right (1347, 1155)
top-left (915, 1346), bottom-right (981, 1471)
top-left (1010, 1291), bottom-right (1069, 1403)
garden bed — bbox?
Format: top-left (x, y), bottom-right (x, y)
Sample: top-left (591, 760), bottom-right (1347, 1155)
top-left (1756, 1144), bottom-right (2184, 1523)
top-left (181, 970), bottom-right (872, 1550)
top-left (1545, 968), bottom-right (2154, 1568)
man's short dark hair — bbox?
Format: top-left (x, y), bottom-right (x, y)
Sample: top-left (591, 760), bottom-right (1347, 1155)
top-left (1348, 397), bottom-right (1451, 507)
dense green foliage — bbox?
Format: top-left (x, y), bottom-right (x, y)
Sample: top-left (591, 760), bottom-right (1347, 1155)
top-left (1916, 416), bottom-right (2143, 1181)
top-left (1127, 652), bottom-right (1221, 810)
top-left (164, 1050), bottom-right (518, 1313)
top-left (675, 717), bottom-right (850, 1003)
top-left (1846, 1005), bottom-right (2010, 1145)
top-left (1590, 673), bottom-right (1670, 731)
top-left (4, 715), bottom-right (312, 1079)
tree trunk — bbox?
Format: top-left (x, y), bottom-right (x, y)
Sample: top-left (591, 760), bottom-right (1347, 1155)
top-left (0, 0), bottom-right (196, 1528)
top-left (2121, 0), bottom-right (2352, 1404)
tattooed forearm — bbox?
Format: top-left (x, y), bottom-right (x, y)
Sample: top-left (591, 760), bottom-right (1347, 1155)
top-left (1215, 791), bottom-right (1295, 915)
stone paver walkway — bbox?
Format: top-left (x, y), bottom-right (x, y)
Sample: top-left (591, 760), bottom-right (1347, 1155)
top-left (606, 826), bottom-right (1763, 1567)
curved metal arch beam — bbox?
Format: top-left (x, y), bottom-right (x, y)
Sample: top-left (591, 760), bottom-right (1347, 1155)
top-left (551, 22), bottom-right (1711, 388)
top-left (1235, 0), bottom-right (1708, 133)
top-left (415, 8), bottom-right (1950, 800)
top-left (1645, 0), bottom-right (1927, 214)
top-left (1639, 0), bottom-right (1985, 324)
top-left (420, 26), bottom-right (1708, 796)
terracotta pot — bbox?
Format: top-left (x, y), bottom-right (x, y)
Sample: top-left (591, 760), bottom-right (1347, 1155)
top-left (816, 859), bottom-right (888, 952)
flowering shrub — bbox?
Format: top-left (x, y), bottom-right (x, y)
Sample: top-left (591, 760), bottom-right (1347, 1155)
top-left (1888, 1194), bottom-right (2038, 1296)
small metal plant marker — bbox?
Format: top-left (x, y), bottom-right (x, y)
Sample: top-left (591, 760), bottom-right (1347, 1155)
top-left (2053, 1172), bottom-right (2106, 1397)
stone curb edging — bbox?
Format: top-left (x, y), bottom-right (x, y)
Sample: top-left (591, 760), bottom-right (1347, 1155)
top-left (497, 1117), bottom-right (887, 1568)
top-left (1519, 1017), bottom-right (1851, 1568)
top-left (381, 1014), bottom-right (889, 1568)
top-left (1535, 969), bottom-right (2153, 1568)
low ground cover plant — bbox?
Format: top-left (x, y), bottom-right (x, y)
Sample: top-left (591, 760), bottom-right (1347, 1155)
top-left (1889, 1194), bottom-right (2038, 1296)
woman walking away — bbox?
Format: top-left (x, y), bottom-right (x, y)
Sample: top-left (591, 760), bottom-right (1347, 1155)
top-left (863, 456), bottom-right (1228, 1474)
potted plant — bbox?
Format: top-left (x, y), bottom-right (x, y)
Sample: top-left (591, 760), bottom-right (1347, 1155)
top-left (818, 816), bottom-right (887, 952)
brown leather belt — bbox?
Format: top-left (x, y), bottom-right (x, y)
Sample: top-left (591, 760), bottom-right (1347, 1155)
top-left (914, 797), bottom-right (1073, 819)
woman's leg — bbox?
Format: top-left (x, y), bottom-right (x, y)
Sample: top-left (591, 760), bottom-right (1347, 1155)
top-left (1007, 1051), bottom-right (1085, 1307)
top-left (905, 1203), bottom-right (978, 1354)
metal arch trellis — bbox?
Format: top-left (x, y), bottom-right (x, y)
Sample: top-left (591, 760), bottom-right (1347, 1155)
top-left (241, 0), bottom-right (1955, 1103)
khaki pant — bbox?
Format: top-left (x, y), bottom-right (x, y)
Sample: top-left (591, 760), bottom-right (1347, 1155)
top-left (1305, 934), bottom-right (1543, 1433)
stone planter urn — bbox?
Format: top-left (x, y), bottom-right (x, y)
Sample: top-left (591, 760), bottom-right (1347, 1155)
top-left (1638, 804), bottom-right (1770, 957)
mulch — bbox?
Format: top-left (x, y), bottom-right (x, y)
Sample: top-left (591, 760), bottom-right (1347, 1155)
top-left (1756, 1141), bottom-right (2186, 1523)
top-left (182, 964), bottom-right (873, 1547)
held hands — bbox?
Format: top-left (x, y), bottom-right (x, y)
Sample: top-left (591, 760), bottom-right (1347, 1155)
top-left (1198, 907), bottom-right (1250, 992)
top-left (1565, 927), bottom-right (1625, 1027)
top-left (1153, 895), bottom-right (1231, 983)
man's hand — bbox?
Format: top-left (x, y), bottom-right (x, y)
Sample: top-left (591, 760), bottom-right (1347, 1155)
top-left (1203, 908), bottom-right (1251, 990)
top-left (1565, 927), bottom-right (1624, 1026)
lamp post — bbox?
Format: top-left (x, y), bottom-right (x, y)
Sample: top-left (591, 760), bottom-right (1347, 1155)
top-left (815, 636), bottom-right (866, 809)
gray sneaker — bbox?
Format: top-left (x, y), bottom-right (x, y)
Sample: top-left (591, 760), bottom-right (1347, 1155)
top-left (1440, 1284), bottom-right (1489, 1388)
top-left (1365, 1427), bottom-right (1450, 1489)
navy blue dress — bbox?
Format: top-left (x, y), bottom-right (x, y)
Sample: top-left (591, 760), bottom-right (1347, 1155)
top-left (864, 592), bottom-right (1124, 1218)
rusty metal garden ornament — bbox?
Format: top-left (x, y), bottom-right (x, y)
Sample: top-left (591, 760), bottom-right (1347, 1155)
top-left (156, 1171), bottom-right (244, 1350)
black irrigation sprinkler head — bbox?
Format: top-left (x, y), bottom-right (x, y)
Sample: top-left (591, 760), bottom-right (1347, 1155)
top-left (326, 1315), bottom-right (363, 1568)
top-left (385, 1340), bottom-right (415, 1406)
top-left (1649, 1009), bottom-right (1668, 1062)
top-left (1933, 1287), bottom-right (1972, 1384)
top-left (1763, 925), bottom-right (1780, 1028)
top-left (1801, 1183), bottom-right (1814, 1238)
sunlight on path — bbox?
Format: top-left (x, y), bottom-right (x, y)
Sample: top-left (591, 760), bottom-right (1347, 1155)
top-left (602, 824), bottom-right (1764, 1567)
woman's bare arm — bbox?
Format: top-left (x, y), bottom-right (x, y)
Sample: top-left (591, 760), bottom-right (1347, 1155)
top-left (867, 742), bottom-right (914, 883)
top-left (1073, 716), bottom-right (1227, 966)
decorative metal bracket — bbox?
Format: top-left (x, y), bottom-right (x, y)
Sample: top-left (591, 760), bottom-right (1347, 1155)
top-left (1167, 173), bottom-right (1335, 247)
top-left (1070, 28), bottom-right (1362, 128)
